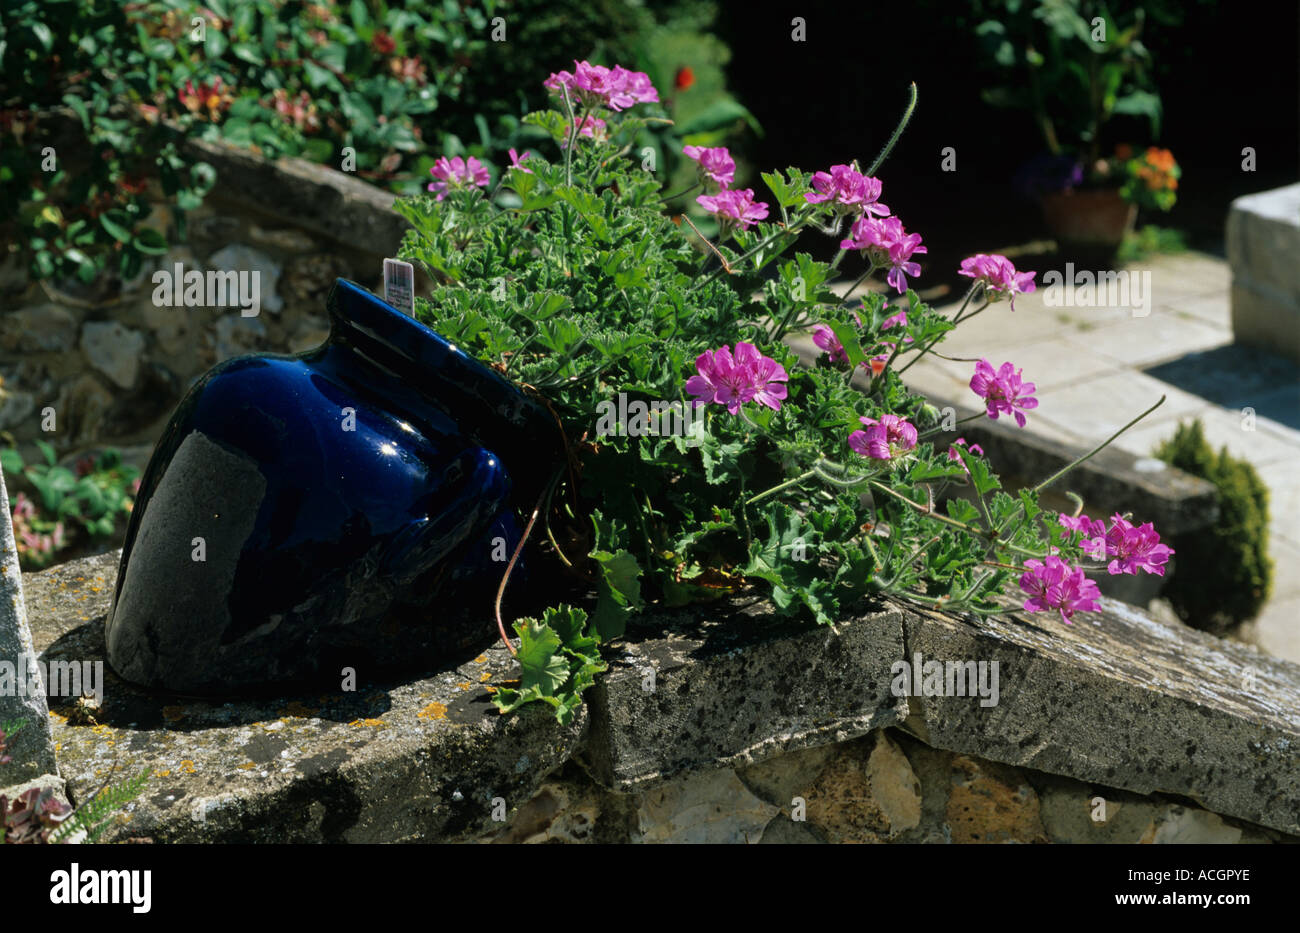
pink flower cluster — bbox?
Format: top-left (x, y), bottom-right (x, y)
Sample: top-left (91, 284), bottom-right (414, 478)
top-left (958, 254), bottom-right (1037, 311)
top-left (1058, 513), bottom-right (1175, 576)
top-left (841, 215), bottom-right (927, 293)
top-left (947, 437), bottom-right (984, 462)
top-left (696, 188), bottom-right (769, 231)
top-left (544, 61), bottom-right (659, 111)
top-left (849, 414), bottom-right (918, 461)
top-left (969, 359), bottom-right (1038, 428)
top-left (11, 492), bottom-right (66, 562)
top-left (1018, 556), bottom-right (1102, 624)
top-left (682, 145), bottom-right (736, 190)
top-left (805, 164), bottom-right (890, 217)
top-left (560, 114), bottom-right (608, 147)
top-left (686, 342), bottom-right (788, 414)
top-left (427, 155), bottom-right (490, 200)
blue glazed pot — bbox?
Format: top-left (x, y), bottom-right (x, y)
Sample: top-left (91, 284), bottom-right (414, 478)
top-left (105, 279), bottom-right (562, 694)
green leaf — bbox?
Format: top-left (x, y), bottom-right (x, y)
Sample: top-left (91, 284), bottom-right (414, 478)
top-left (133, 228), bottom-right (168, 255)
top-left (826, 319), bottom-right (866, 371)
top-left (515, 617), bottom-right (568, 695)
top-left (590, 548), bottom-right (643, 641)
top-left (99, 211), bottom-right (132, 243)
top-left (0, 449), bottom-right (23, 476)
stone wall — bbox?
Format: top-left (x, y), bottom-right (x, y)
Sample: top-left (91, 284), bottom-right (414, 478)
top-left (14, 549), bottom-right (1300, 844)
top-left (480, 730), bottom-right (1288, 844)
top-left (0, 137), bottom-right (406, 463)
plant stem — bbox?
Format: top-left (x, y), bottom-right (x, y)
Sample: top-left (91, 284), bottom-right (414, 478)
top-left (867, 82), bottom-right (919, 176)
top-left (658, 180), bottom-right (700, 205)
top-left (1032, 395), bottom-right (1166, 494)
top-left (746, 468), bottom-right (817, 506)
top-left (918, 411), bottom-right (985, 440)
top-left (838, 261), bottom-right (878, 306)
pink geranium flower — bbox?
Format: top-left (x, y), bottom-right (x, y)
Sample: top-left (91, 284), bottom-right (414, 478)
top-left (970, 359), bottom-right (1038, 428)
top-left (849, 414), bottom-right (918, 461)
top-left (1057, 513), bottom-right (1107, 558)
top-left (881, 308), bottom-right (908, 330)
top-left (805, 164), bottom-right (890, 216)
top-left (947, 437), bottom-right (985, 462)
top-left (958, 253), bottom-right (1037, 311)
top-left (1101, 514), bottom-right (1175, 576)
top-left (685, 342), bottom-right (788, 414)
top-left (682, 145), bottom-right (736, 190)
top-left (427, 155), bottom-right (491, 200)
top-left (559, 115), bottom-right (608, 147)
top-left (812, 324), bottom-right (849, 365)
top-left (841, 215), bottom-right (926, 293)
top-left (544, 61), bottom-right (658, 111)
top-left (507, 148), bottom-right (533, 174)
top-left (696, 188), bottom-right (769, 230)
top-left (1018, 556), bottom-right (1102, 624)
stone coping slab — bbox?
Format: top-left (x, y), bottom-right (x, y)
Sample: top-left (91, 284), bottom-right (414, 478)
top-left (24, 550), bottom-right (1300, 840)
top-left (25, 552), bottom-right (583, 842)
top-left (185, 137), bottom-right (410, 259)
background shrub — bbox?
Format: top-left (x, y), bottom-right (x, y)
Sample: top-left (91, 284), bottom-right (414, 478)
top-left (1154, 419), bottom-right (1273, 634)
top-left (0, 0), bottom-right (754, 289)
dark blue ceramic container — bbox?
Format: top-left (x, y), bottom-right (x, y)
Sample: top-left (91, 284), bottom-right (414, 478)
top-left (105, 279), bottom-right (562, 694)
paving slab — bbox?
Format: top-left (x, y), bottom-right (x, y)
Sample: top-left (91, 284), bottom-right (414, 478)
top-left (1064, 316), bottom-right (1230, 368)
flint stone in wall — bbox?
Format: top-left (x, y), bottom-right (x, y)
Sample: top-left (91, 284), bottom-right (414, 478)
top-left (207, 244), bottom-right (283, 314)
top-left (80, 321), bottom-right (146, 390)
top-left (0, 304), bottom-right (78, 354)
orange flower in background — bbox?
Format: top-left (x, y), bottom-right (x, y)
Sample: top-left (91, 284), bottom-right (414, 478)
top-left (674, 66), bottom-right (695, 91)
top-left (1114, 143), bottom-right (1133, 160)
top-left (1145, 147), bottom-right (1176, 172)
top-left (177, 77), bottom-right (233, 121)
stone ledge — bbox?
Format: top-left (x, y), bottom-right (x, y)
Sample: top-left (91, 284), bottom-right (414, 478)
top-left (183, 137), bottom-right (410, 259)
top-left (24, 552), bottom-right (584, 843)
top-left (21, 549), bottom-right (1300, 840)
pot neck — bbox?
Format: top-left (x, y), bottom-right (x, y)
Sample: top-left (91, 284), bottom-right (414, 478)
top-left (323, 279), bottom-right (563, 498)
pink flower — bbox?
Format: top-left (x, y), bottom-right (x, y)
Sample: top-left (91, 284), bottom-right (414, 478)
top-left (886, 231), bottom-right (926, 293)
top-left (544, 61), bottom-right (659, 111)
top-left (427, 155), bottom-right (490, 200)
top-left (849, 414), bottom-right (918, 461)
top-left (881, 308), bottom-right (908, 330)
top-left (841, 215), bottom-right (926, 293)
top-left (1018, 556), bottom-right (1102, 624)
top-left (1101, 514), bottom-right (1174, 576)
top-left (958, 253), bottom-right (1037, 311)
top-left (696, 188), bottom-right (769, 230)
top-left (560, 115), bottom-right (608, 147)
top-left (682, 145), bottom-right (735, 190)
top-left (685, 342), bottom-right (788, 415)
top-left (508, 148), bottom-right (533, 174)
top-left (970, 359), bottom-right (1038, 428)
top-left (612, 65), bottom-right (660, 106)
top-left (805, 164), bottom-right (890, 216)
top-left (947, 437), bottom-right (985, 462)
top-left (812, 324), bottom-right (848, 364)
top-left (1057, 513), bottom-right (1107, 558)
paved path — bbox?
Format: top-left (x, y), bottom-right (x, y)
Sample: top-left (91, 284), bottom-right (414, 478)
top-left (898, 251), bottom-right (1300, 663)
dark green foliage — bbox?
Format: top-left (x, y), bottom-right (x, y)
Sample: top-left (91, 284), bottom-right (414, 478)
top-left (1154, 420), bottom-right (1273, 633)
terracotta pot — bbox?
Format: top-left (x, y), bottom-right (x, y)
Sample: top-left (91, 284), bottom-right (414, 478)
top-left (1039, 187), bottom-right (1137, 257)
